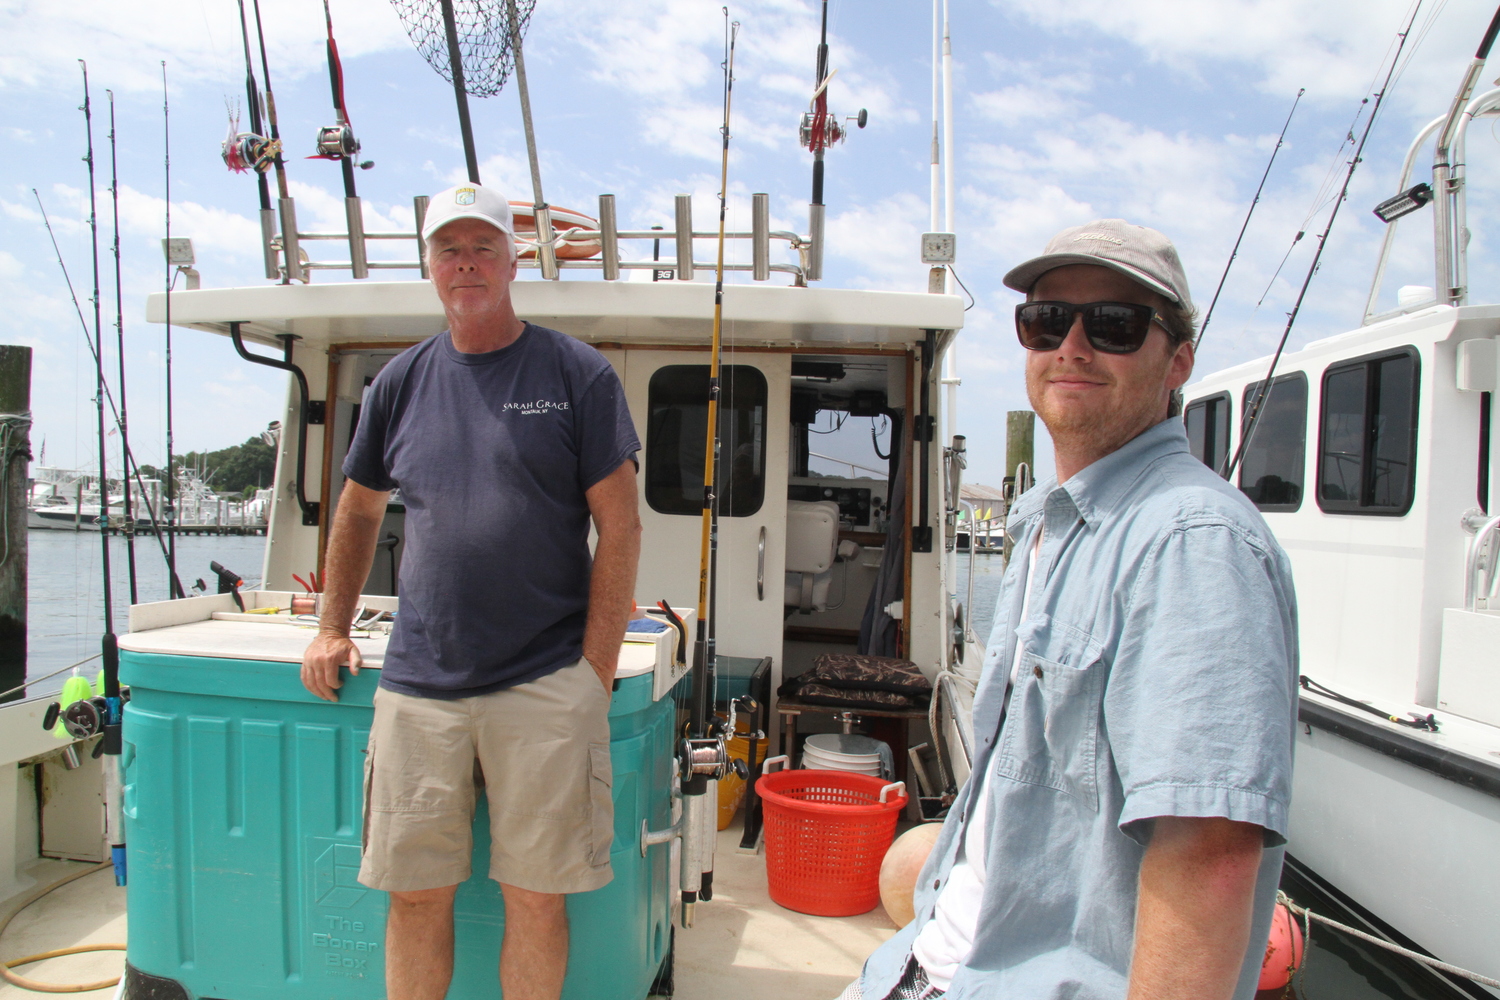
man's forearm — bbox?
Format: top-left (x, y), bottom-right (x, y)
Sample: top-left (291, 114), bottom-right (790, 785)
top-left (318, 500), bottom-right (385, 638)
top-left (582, 527), bottom-right (641, 676)
top-left (1127, 817), bottom-right (1264, 1000)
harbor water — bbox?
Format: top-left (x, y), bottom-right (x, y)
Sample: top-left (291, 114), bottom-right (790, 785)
top-left (21, 530), bottom-right (267, 701)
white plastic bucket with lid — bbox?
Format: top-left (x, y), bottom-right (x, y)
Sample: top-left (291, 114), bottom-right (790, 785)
top-left (800, 733), bottom-right (889, 777)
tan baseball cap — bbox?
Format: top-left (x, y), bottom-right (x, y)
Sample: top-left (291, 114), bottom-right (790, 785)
top-left (422, 183), bottom-right (515, 243)
top-left (1003, 219), bottom-right (1193, 310)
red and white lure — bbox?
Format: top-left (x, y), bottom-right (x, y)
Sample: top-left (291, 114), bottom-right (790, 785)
top-left (220, 101), bottom-right (280, 174)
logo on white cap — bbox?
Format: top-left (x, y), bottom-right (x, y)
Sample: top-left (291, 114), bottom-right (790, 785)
top-left (1073, 233), bottom-right (1125, 246)
top-left (455, 187), bottom-right (476, 206)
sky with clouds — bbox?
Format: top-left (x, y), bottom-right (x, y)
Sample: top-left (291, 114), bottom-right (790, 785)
top-left (3, 0), bottom-right (1499, 488)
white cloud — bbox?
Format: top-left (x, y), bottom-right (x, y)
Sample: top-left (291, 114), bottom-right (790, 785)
top-left (0, 0), bottom-right (412, 93)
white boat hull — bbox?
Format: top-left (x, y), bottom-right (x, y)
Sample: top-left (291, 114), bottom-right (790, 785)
top-left (1288, 705), bottom-right (1500, 994)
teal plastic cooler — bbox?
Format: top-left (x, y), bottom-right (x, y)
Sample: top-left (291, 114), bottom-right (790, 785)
top-left (118, 616), bottom-right (676, 1000)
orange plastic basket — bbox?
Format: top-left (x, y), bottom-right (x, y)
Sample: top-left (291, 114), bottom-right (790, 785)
top-left (757, 757), bottom-right (908, 916)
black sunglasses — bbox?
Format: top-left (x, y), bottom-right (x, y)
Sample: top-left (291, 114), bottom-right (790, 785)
top-left (1015, 301), bottom-right (1162, 355)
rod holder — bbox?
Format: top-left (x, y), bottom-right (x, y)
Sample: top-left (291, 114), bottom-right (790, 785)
top-left (599, 194), bottom-right (619, 281)
top-left (278, 197), bottom-right (303, 283)
top-left (675, 195), bottom-right (694, 281)
top-left (807, 202), bottom-right (825, 282)
top-left (259, 208), bottom-right (279, 280)
top-left (345, 196), bottom-right (368, 280)
top-left (752, 193), bottom-right (770, 281)
top-left (413, 195), bottom-right (431, 279)
top-left (534, 203), bottom-right (559, 281)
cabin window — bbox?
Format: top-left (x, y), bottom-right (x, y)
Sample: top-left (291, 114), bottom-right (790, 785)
top-left (1317, 347), bottom-right (1420, 515)
top-left (645, 365), bottom-right (767, 517)
top-left (1238, 373), bottom-right (1307, 511)
top-left (1184, 392), bottom-right (1231, 478)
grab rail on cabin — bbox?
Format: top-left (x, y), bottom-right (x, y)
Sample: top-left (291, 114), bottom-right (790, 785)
top-left (1365, 87), bottom-right (1500, 325)
top-left (1462, 511), bottom-right (1500, 610)
top-left (260, 191), bottom-right (818, 287)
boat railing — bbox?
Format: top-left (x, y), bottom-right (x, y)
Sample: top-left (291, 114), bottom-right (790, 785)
top-left (262, 191), bottom-right (817, 286)
top-left (1461, 510), bottom-right (1500, 610)
top-left (1364, 86), bottom-right (1500, 324)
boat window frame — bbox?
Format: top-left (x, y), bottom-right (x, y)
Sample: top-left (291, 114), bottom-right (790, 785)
top-left (1315, 345), bottom-right (1421, 517)
top-left (644, 363), bottom-right (769, 518)
top-left (1237, 371), bottom-right (1308, 513)
top-left (1184, 390), bottom-right (1232, 479)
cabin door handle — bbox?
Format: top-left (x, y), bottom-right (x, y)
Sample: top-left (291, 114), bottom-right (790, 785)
top-left (757, 526), bottom-right (766, 601)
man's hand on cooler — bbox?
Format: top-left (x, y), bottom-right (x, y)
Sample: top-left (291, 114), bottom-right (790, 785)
top-left (302, 632), bottom-right (364, 702)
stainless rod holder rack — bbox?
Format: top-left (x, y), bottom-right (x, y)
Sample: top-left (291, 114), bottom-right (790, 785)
top-left (278, 197), bottom-right (303, 283)
top-left (259, 208), bottom-right (279, 280)
top-left (599, 194), bottom-right (619, 281)
top-left (752, 193), bottom-right (770, 281)
top-left (413, 195), bottom-right (431, 280)
top-left (345, 196), bottom-right (368, 280)
top-left (675, 195), bottom-right (694, 281)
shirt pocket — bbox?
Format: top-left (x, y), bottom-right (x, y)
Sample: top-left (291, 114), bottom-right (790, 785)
top-left (993, 632), bottom-right (1105, 811)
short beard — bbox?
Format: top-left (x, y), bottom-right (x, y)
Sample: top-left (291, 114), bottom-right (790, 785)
top-left (1026, 356), bottom-right (1172, 469)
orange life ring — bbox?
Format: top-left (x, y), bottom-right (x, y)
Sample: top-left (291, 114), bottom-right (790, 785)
top-left (509, 202), bottom-right (601, 260)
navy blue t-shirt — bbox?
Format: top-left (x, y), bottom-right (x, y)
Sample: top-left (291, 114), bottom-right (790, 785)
top-left (342, 324), bottom-right (639, 698)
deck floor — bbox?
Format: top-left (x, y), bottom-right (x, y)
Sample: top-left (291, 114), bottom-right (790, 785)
top-left (0, 858), bottom-right (125, 998)
top-left (0, 817), bottom-right (900, 999)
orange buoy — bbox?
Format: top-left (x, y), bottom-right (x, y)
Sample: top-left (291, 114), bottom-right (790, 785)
top-left (878, 823), bottom-right (942, 928)
top-left (1258, 901), bottom-right (1306, 991)
top-left (509, 202), bottom-right (601, 260)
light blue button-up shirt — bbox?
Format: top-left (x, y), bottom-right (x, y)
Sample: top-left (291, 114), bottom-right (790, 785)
top-left (860, 419), bottom-right (1299, 1000)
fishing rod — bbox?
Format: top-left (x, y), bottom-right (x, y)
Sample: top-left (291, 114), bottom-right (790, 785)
top-left (250, 0), bottom-right (302, 282)
top-left (679, 9), bottom-right (738, 929)
top-left (232, 0), bottom-right (280, 280)
top-left (164, 61), bottom-right (184, 598)
top-left (33, 189), bottom-right (184, 598)
top-left (80, 61), bottom-right (127, 888)
top-left (1224, 6), bottom-right (1422, 483)
top-left (1196, 88), bottom-right (1304, 347)
top-left (799, 0), bottom-right (864, 282)
top-left (314, 0), bottom-right (373, 278)
top-left (107, 91), bottom-right (138, 605)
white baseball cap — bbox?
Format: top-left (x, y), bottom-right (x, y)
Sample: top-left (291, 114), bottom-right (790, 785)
top-left (421, 184), bottom-right (515, 243)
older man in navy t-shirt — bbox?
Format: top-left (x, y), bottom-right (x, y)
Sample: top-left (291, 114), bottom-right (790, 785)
top-left (301, 184), bottom-right (641, 1000)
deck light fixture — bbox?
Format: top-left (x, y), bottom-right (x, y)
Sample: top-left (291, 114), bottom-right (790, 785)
top-left (1373, 183), bottom-right (1434, 223)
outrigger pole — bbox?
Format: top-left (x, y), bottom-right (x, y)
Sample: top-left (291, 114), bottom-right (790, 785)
top-left (107, 90), bottom-right (138, 605)
top-left (679, 10), bottom-right (739, 929)
top-left (81, 62), bottom-right (127, 887)
top-left (163, 62), bottom-right (184, 598)
top-left (505, 0), bottom-right (558, 279)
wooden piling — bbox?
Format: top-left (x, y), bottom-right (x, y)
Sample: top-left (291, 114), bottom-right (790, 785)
top-left (0, 347), bottom-right (31, 702)
top-left (1003, 410), bottom-right (1035, 561)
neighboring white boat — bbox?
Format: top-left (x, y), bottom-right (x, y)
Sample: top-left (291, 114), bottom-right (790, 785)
top-left (1183, 60), bottom-right (1500, 990)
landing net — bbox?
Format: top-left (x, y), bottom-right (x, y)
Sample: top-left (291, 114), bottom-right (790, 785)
top-left (389, 0), bottom-right (536, 97)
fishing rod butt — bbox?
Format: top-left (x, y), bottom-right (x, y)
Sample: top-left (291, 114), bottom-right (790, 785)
top-left (806, 203), bottom-right (825, 281)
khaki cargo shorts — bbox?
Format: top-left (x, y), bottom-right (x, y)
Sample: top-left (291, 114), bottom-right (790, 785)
top-left (358, 657), bottom-right (614, 895)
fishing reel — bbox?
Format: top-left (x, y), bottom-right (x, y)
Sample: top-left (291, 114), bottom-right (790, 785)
top-left (222, 132), bottom-right (280, 174)
top-left (676, 694), bottom-right (760, 783)
top-left (799, 107), bottom-right (867, 153)
top-left (312, 124), bottom-right (373, 169)
top-left (42, 695), bottom-right (123, 746)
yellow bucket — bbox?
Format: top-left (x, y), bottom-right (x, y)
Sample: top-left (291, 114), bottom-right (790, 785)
top-left (717, 734), bottom-right (768, 830)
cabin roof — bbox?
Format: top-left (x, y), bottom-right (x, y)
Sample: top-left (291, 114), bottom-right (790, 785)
top-left (144, 278), bottom-right (964, 351)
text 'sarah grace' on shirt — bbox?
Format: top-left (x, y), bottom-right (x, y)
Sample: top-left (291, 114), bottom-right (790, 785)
top-left (342, 324), bottom-right (641, 699)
